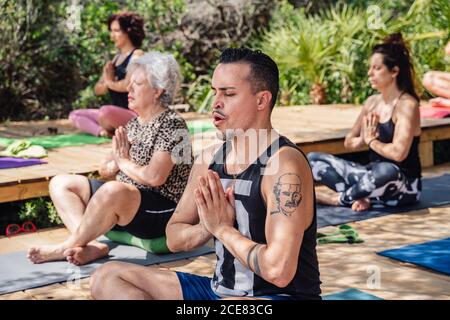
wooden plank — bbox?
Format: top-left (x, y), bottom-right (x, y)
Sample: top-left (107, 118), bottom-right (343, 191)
top-left (61, 277), bottom-right (92, 300)
top-left (419, 141), bottom-right (434, 168)
top-left (0, 180), bottom-right (50, 203)
top-left (421, 125), bottom-right (450, 142)
top-left (319, 205), bottom-right (450, 299)
top-left (25, 283), bottom-right (90, 300)
top-left (11, 228), bottom-right (70, 249)
top-left (0, 291), bottom-right (34, 300)
top-left (300, 140), bottom-right (365, 155)
top-left (0, 237), bottom-right (30, 254)
top-left (422, 162), bottom-right (450, 178)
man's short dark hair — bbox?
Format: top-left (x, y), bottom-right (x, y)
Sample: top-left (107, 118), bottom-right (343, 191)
top-left (219, 48), bottom-right (279, 109)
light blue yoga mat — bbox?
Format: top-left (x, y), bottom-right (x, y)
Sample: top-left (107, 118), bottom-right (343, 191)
top-left (0, 237), bottom-right (214, 295)
top-left (318, 174), bottom-right (450, 228)
top-left (323, 288), bottom-right (383, 300)
top-left (378, 238), bottom-right (450, 276)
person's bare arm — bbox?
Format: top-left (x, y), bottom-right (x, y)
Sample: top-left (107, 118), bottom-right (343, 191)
top-left (166, 145), bottom-right (219, 252)
top-left (344, 96), bottom-right (376, 150)
top-left (105, 50), bottom-right (144, 93)
top-left (195, 148), bottom-right (314, 288)
top-left (368, 99), bottom-right (420, 162)
top-left (95, 54), bottom-right (120, 96)
top-left (117, 151), bottom-right (176, 187)
top-left (113, 125), bottom-right (178, 187)
top-left (94, 74), bottom-right (109, 96)
top-left (98, 152), bottom-right (119, 179)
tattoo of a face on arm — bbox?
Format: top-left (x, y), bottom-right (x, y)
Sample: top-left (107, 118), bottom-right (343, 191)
top-left (270, 173), bottom-right (302, 217)
top-left (246, 243), bottom-right (263, 277)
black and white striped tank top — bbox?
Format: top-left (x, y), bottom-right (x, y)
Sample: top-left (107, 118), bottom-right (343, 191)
top-left (208, 135), bottom-right (321, 299)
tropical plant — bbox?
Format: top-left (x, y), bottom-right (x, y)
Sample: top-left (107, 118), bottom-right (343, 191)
top-left (18, 197), bottom-right (62, 228)
top-left (0, 0), bottom-right (81, 121)
top-left (259, 0), bottom-right (450, 106)
top-left (184, 75), bottom-right (214, 113)
top-left (261, 6), bottom-right (336, 104)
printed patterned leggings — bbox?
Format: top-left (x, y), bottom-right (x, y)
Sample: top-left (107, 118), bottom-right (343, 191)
top-left (307, 152), bottom-right (421, 207)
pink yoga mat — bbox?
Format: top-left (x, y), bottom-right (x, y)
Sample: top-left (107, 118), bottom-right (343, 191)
top-left (420, 106), bottom-right (450, 119)
top-left (0, 157), bottom-right (46, 169)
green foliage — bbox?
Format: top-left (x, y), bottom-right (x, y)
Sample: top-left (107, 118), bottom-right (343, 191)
top-left (18, 197), bottom-right (62, 228)
top-left (185, 75), bottom-right (214, 113)
top-left (0, 0), bottom-right (81, 121)
top-left (258, 0), bottom-right (450, 106)
top-left (1, 0), bottom-right (449, 119)
top-left (259, 2), bottom-right (372, 105)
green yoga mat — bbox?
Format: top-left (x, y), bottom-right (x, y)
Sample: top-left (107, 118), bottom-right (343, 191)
top-left (0, 133), bottom-right (111, 150)
top-left (104, 230), bottom-right (170, 254)
top-left (187, 120), bottom-right (216, 135)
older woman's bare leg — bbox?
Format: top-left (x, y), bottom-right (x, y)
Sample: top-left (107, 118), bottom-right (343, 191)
top-left (48, 174), bottom-right (90, 232)
top-left (40, 174), bottom-right (110, 265)
top-left (28, 181), bottom-right (141, 264)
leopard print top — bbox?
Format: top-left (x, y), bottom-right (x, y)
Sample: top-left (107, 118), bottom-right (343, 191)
top-left (116, 109), bottom-right (193, 203)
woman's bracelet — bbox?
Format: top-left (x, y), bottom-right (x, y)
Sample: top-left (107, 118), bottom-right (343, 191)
top-left (368, 138), bottom-right (377, 148)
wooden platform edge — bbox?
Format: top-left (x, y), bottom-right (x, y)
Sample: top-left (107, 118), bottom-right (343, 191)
top-left (0, 180), bottom-right (50, 203)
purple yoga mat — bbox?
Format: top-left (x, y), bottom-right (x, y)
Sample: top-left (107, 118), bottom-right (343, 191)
top-left (0, 157), bottom-right (46, 169)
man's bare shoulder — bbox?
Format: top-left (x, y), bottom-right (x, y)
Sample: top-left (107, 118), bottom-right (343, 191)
top-left (266, 146), bottom-right (311, 174)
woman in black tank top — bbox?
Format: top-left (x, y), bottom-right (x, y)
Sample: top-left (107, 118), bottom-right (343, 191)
top-left (69, 12), bottom-right (145, 137)
top-left (308, 33), bottom-right (422, 212)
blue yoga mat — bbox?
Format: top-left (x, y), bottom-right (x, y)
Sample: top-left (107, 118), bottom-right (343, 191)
top-left (317, 174), bottom-right (450, 228)
top-left (0, 237), bottom-right (214, 295)
top-left (323, 288), bottom-right (383, 300)
top-left (377, 238), bottom-right (450, 276)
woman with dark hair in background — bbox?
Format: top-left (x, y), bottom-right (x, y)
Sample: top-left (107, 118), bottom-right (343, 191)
top-left (69, 12), bottom-right (145, 137)
top-left (308, 33), bottom-right (422, 212)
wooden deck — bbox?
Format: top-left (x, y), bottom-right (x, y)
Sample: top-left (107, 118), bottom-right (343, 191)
top-left (0, 162), bottom-right (449, 300)
top-left (1, 104), bottom-right (450, 203)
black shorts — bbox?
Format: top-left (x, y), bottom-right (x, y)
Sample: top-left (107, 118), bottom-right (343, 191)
top-left (88, 179), bottom-right (176, 239)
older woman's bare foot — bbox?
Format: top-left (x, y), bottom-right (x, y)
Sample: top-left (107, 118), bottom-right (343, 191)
top-left (64, 242), bottom-right (109, 266)
top-left (27, 244), bottom-right (66, 264)
top-left (351, 198), bottom-right (371, 212)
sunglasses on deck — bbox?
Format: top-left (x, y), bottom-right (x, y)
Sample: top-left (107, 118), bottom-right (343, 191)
top-left (5, 221), bottom-right (37, 237)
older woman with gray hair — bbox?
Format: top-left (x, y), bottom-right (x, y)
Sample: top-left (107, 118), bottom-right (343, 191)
top-left (28, 52), bottom-right (193, 265)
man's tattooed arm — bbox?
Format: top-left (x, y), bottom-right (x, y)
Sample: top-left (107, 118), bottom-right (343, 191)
top-left (246, 243), bottom-right (263, 276)
top-left (270, 173), bottom-right (303, 217)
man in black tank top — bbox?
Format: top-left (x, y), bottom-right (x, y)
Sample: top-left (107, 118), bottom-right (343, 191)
top-left (90, 48), bottom-right (321, 300)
